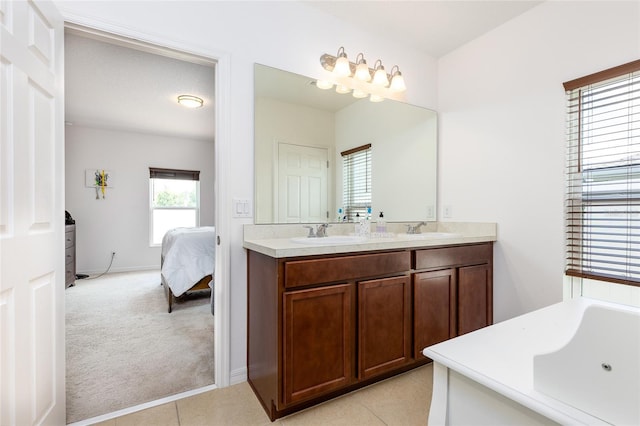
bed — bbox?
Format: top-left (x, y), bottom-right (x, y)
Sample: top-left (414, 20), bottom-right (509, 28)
top-left (160, 226), bottom-right (215, 313)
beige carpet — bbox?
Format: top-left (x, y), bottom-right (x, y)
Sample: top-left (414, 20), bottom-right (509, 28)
top-left (65, 270), bottom-right (214, 423)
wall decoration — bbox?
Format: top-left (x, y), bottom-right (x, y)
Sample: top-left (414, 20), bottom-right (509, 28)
top-left (85, 169), bottom-right (113, 199)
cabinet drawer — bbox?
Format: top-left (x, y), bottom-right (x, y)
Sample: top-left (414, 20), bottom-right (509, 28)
top-left (65, 232), bottom-right (74, 248)
top-left (284, 251), bottom-right (411, 288)
top-left (65, 261), bottom-right (75, 281)
top-left (65, 246), bottom-right (74, 265)
top-left (415, 244), bottom-right (491, 270)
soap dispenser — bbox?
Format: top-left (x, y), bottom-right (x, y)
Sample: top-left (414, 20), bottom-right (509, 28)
top-left (376, 211), bottom-right (386, 233)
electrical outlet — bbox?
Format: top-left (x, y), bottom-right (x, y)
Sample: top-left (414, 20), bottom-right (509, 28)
top-left (443, 205), bottom-right (452, 218)
top-left (426, 205), bottom-right (434, 219)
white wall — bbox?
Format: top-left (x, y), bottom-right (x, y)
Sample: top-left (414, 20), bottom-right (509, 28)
top-left (335, 100), bottom-right (438, 221)
top-left (438, 1), bottom-right (640, 322)
top-left (65, 125), bottom-right (215, 274)
top-left (56, 0), bottom-right (438, 380)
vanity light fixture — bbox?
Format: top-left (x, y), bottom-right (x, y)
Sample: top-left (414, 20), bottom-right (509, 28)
top-left (333, 47), bottom-right (351, 77)
top-left (318, 46), bottom-right (406, 101)
top-left (371, 60), bottom-right (389, 86)
top-left (177, 95), bottom-right (204, 108)
top-left (389, 65), bottom-right (406, 92)
top-left (354, 53), bottom-right (372, 82)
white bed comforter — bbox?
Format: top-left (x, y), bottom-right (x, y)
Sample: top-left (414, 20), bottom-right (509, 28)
top-left (161, 226), bottom-right (215, 297)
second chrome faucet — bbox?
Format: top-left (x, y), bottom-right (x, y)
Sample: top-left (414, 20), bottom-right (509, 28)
top-left (303, 223), bottom-right (330, 238)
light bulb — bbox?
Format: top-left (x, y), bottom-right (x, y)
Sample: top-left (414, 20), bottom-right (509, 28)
top-left (372, 67), bottom-right (388, 87)
top-left (316, 80), bottom-right (333, 90)
top-left (335, 84), bottom-right (351, 94)
top-left (369, 94), bottom-right (384, 103)
top-left (355, 62), bottom-right (371, 82)
top-left (352, 89), bottom-right (368, 98)
top-left (389, 67), bottom-right (406, 92)
top-left (333, 56), bottom-right (351, 77)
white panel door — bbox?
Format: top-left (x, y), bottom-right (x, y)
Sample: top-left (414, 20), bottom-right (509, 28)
top-left (0, 1), bottom-right (65, 425)
top-left (277, 143), bottom-right (328, 223)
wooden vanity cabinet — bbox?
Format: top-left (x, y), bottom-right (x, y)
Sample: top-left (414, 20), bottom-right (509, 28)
top-left (283, 283), bottom-right (355, 405)
top-left (247, 242), bottom-right (493, 421)
top-left (413, 243), bottom-right (493, 357)
top-left (358, 275), bottom-right (412, 380)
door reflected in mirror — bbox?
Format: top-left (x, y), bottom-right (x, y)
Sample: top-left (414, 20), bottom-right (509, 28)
top-left (254, 63), bottom-right (437, 224)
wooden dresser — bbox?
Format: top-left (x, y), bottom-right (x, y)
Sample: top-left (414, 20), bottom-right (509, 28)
top-left (65, 224), bottom-right (76, 288)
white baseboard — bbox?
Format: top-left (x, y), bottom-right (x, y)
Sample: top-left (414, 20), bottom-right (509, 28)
top-left (76, 265), bottom-right (159, 276)
top-left (230, 367), bottom-right (247, 385)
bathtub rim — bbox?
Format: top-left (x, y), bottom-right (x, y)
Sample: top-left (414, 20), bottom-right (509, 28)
top-left (423, 296), bottom-right (639, 425)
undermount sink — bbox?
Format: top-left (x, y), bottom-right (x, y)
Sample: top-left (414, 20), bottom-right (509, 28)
top-left (401, 232), bottom-right (461, 239)
top-left (290, 235), bottom-right (367, 245)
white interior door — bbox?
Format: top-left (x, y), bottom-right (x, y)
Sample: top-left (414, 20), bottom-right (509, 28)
top-left (0, 1), bottom-right (65, 424)
top-left (277, 143), bottom-right (328, 223)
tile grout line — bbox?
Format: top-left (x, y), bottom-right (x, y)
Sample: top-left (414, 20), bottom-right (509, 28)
top-left (175, 401), bottom-right (181, 426)
top-left (357, 400), bottom-right (388, 425)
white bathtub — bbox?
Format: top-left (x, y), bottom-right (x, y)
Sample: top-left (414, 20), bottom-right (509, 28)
top-left (424, 297), bottom-right (640, 425)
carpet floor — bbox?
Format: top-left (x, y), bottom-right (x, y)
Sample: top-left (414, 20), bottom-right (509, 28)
top-left (65, 270), bottom-right (214, 423)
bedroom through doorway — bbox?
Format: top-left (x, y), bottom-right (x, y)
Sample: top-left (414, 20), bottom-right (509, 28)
top-left (63, 26), bottom-right (217, 423)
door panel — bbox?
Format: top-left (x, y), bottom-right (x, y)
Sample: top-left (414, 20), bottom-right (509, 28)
top-left (413, 269), bottom-right (456, 357)
top-left (277, 143), bottom-right (328, 223)
top-left (283, 284), bottom-right (354, 405)
top-left (0, 1), bottom-right (64, 424)
top-left (358, 276), bottom-right (411, 379)
top-left (458, 264), bottom-right (491, 335)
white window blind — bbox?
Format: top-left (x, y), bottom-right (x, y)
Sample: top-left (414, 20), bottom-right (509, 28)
top-left (342, 144), bottom-right (371, 222)
top-left (564, 60), bottom-right (640, 286)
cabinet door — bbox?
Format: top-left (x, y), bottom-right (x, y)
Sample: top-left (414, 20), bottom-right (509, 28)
top-left (413, 269), bottom-right (456, 357)
top-left (283, 284), bottom-right (354, 405)
top-left (358, 276), bottom-right (411, 380)
top-left (458, 264), bottom-right (492, 335)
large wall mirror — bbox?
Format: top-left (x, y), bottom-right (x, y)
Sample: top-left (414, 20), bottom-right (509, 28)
top-left (254, 63), bottom-right (437, 224)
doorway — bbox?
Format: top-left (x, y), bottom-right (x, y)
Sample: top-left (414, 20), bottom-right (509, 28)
top-left (64, 25), bottom-right (223, 424)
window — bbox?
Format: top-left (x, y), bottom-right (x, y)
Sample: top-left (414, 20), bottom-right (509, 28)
top-left (564, 60), bottom-right (640, 286)
top-left (342, 144), bottom-right (371, 222)
top-left (149, 167), bottom-right (200, 245)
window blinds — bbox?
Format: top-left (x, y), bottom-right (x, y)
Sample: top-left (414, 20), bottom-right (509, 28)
top-left (564, 60), bottom-right (640, 286)
top-left (149, 167), bottom-right (200, 181)
top-left (342, 144), bottom-right (371, 222)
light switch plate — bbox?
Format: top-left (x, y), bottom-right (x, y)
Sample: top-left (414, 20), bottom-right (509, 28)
top-left (233, 198), bottom-right (252, 218)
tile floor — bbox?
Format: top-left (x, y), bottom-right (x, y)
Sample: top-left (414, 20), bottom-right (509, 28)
top-left (92, 364), bottom-right (433, 426)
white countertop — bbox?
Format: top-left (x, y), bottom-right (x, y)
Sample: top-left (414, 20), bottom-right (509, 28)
top-left (243, 222), bottom-right (496, 258)
top-left (423, 297), bottom-right (633, 425)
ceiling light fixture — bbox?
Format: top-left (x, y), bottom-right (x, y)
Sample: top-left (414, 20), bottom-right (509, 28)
top-left (177, 95), bottom-right (204, 108)
top-left (318, 47), bottom-right (406, 102)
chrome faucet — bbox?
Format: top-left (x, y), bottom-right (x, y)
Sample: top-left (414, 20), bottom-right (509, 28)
top-left (303, 225), bottom-right (316, 238)
top-left (303, 223), bottom-right (330, 238)
top-left (406, 221), bottom-right (427, 234)
top-left (315, 223), bottom-right (330, 238)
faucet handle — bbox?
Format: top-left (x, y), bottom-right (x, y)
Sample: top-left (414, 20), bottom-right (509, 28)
top-left (303, 225), bottom-right (316, 237)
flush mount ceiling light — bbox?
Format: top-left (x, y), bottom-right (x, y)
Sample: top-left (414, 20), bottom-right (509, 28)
top-left (177, 95), bottom-right (204, 108)
top-left (318, 46), bottom-right (407, 101)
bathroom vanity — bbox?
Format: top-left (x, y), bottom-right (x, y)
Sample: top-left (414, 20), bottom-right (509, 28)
top-left (244, 222), bottom-right (496, 420)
